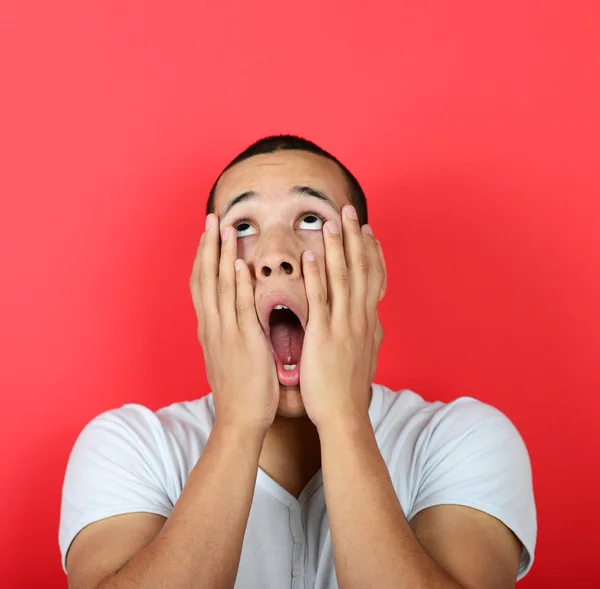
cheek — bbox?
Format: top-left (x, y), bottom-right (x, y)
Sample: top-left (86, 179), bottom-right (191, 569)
top-left (303, 229), bottom-right (326, 252)
top-left (236, 239), bottom-right (251, 261)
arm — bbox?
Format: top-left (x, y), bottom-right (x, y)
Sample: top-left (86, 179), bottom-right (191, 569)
top-left (66, 421), bottom-right (266, 589)
top-left (318, 416), bottom-right (521, 589)
top-left (298, 207), bottom-right (533, 588)
top-left (65, 211), bottom-right (282, 589)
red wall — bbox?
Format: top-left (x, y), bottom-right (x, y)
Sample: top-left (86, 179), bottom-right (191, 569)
top-left (1, 1), bottom-right (598, 587)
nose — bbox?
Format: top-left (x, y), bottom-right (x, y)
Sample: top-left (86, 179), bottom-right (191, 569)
top-left (255, 242), bottom-right (302, 281)
top-left (258, 253), bottom-right (301, 279)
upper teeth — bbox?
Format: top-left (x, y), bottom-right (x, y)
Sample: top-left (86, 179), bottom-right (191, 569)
top-left (274, 305), bottom-right (289, 310)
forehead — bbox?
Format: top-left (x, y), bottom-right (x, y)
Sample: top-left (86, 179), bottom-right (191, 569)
top-left (212, 150), bottom-right (351, 215)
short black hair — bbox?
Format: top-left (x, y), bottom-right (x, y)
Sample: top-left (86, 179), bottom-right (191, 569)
top-left (206, 134), bottom-right (368, 224)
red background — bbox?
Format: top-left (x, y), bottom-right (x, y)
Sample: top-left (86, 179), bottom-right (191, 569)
top-left (1, 1), bottom-right (599, 587)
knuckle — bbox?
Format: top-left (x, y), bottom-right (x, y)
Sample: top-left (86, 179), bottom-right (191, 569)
top-left (314, 291), bottom-right (327, 306)
top-left (198, 271), bottom-right (210, 289)
top-left (356, 256), bottom-right (369, 276)
top-left (191, 295), bottom-right (203, 315)
top-left (353, 312), bottom-right (367, 332)
top-left (236, 296), bottom-right (252, 313)
top-left (217, 278), bottom-right (229, 296)
top-left (333, 267), bottom-right (349, 285)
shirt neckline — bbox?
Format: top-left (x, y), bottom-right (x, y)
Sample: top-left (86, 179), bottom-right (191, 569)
top-left (255, 384), bottom-right (383, 507)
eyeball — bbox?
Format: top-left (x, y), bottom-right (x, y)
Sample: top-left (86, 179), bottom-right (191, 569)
top-left (298, 214), bottom-right (325, 231)
top-left (234, 221), bottom-right (258, 238)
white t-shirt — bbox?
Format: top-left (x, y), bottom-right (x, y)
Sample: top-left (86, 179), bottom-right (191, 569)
top-left (59, 384), bottom-right (537, 586)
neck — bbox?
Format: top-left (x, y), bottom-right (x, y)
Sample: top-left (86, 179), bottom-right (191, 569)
top-left (257, 386), bottom-right (374, 498)
top-left (259, 413), bottom-right (322, 498)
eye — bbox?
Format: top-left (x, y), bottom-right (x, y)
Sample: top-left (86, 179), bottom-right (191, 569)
top-left (298, 212), bottom-right (325, 231)
top-left (233, 219), bottom-right (258, 238)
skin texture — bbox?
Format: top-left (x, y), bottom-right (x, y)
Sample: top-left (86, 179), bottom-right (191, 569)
top-left (210, 150), bottom-right (386, 491)
top-left (212, 150), bottom-right (369, 417)
top-left (64, 149), bottom-right (524, 589)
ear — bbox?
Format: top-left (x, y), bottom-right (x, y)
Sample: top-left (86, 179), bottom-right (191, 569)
top-left (375, 240), bottom-right (387, 302)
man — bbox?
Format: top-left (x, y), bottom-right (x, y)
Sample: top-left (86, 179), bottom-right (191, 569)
top-left (59, 135), bottom-right (536, 589)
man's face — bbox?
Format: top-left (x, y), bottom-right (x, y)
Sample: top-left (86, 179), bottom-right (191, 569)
top-left (212, 150), bottom-right (353, 418)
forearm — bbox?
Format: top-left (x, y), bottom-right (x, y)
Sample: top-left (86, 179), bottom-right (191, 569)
top-left (97, 420), bottom-right (265, 589)
top-left (318, 416), bottom-right (462, 589)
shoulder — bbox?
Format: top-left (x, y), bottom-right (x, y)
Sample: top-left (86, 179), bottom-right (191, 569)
top-left (63, 394), bottom-right (217, 506)
top-left (73, 394), bottom-right (216, 453)
top-left (373, 385), bottom-right (537, 579)
top-left (59, 394), bottom-right (217, 572)
top-left (372, 384), bottom-right (534, 516)
top-left (373, 384), bottom-right (523, 449)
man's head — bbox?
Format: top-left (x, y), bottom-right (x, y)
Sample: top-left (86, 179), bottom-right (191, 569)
top-left (207, 135), bottom-right (378, 419)
top-left (207, 135), bottom-right (368, 224)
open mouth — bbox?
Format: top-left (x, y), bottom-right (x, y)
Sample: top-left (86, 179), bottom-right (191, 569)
top-left (269, 305), bottom-right (305, 387)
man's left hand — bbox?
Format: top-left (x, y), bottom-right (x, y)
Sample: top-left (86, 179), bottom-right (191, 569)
top-left (299, 205), bottom-right (386, 431)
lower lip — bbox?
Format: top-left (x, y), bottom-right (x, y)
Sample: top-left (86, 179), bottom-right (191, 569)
top-left (272, 352), bottom-right (300, 387)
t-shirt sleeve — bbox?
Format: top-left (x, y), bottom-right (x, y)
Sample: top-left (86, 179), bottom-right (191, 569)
top-left (407, 398), bottom-right (537, 581)
top-left (58, 405), bottom-right (174, 574)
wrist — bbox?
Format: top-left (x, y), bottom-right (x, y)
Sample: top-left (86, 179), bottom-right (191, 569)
top-left (212, 418), bottom-right (269, 446)
top-left (316, 411), bottom-right (372, 438)
top-left (314, 387), bottom-right (373, 435)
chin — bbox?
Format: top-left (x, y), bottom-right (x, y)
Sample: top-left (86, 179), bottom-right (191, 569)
top-left (275, 384), bottom-right (308, 418)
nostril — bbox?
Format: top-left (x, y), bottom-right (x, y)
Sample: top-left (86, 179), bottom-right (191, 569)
top-left (281, 262), bottom-right (293, 275)
top-left (261, 266), bottom-right (272, 277)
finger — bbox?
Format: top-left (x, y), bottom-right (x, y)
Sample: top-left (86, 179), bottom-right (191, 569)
top-left (234, 258), bottom-right (262, 335)
top-left (302, 250), bottom-right (328, 326)
top-left (218, 225), bottom-right (238, 330)
top-left (375, 238), bottom-right (387, 301)
top-left (194, 214), bottom-right (220, 329)
top-left (341, 205), bottom-right (369, 319)
top-left (363, 227), bottom-right (385, 325)
top-left (189, 230), bottom-right (205, 321)
top-left (323, 218), bottom-right (349, 323)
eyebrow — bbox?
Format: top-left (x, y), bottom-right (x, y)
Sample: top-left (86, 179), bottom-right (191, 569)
top-left (219, 185), bottom-right (339, 219)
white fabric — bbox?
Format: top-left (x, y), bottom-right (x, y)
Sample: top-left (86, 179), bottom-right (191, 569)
top-left (59, 384), bottom-right (537, 586)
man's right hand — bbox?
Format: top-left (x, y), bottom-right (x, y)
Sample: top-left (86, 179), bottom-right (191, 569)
top-left (190, 213), bottom-right (280, 434)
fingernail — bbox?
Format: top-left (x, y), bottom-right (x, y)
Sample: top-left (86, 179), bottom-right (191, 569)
top-left (362, 224), bottom-right (373, 236)
top-left (344, 205), bottom-right (358, 220)
top-left (235, 259), bottom-right (243, 271)
top-left (221, 227), bottom-right (230, 241)
top-left (205, 215), bottom-right (213, 230)
top-left (326, 220), bottom-right (340, 235)
top-left (305, 250), bottom-right (315, 262)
